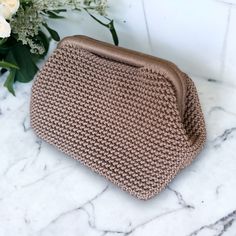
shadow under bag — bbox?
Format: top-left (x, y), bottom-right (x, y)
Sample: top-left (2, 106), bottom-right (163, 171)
top-left (30, 35), bottom-right (206, 200)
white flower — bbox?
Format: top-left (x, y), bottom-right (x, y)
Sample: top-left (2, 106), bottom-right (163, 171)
top-left (0, 0), bottom-right (19, 19)
top-left (0, 3), bottom-right (12, 19)
top-left (0, 15), bottom-right (10, 37)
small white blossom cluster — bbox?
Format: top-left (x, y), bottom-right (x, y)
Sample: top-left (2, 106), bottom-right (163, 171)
top-left (33, 0), bottom-right (108, 15)
top-left (10, 5), bottom-right (45, 54)
top-left (0, 0), bottom-right (19, 38)
top-left (0, 0), bottom-right (107, 53)
top-left (85, 0), bottom-right (107, 16)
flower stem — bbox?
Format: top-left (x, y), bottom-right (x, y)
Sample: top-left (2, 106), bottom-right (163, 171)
top-left (85, 9), bottom-right (119, 46)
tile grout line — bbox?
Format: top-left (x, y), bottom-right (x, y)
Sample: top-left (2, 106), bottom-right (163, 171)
top-left (141, 0), bottom-right (153, 54)
top-left (220, 4), bottom-right (232, 78)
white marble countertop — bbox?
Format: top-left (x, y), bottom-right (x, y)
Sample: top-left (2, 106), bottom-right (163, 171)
top-left (0, 0), bottom-right (236, 235)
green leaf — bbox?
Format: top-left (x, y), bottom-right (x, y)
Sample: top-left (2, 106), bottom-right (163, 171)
top-left (0, 45), bottom-right (11, 54)
top-left (0, 36), bottom-right (17, 55)
top-left (0, 60), bottom-right (19, 70)
top-left (4, 69), bottom-right (16, 96)
top-left (0, 38), bottom-right (7, 46)
top-left (34, 31), bottom-right (50, 57)
top-left (52, 9), bottom-right (67, 13)
top-left (6, 45), bottom-right (38, 83)
top-left (47, 11), bottom-right (65, 19)
top-left (43, 23), bottom-right (60, 41)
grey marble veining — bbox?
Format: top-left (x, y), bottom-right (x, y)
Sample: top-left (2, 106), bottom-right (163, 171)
top-left (0, 73), bottom-right (236, 236)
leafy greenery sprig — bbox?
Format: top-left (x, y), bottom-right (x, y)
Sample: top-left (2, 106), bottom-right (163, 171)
top-left (0, 0), bottom-right (118, 95)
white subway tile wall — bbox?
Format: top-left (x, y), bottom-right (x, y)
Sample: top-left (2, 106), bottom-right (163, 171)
top-left (143, 0), bottom-right (231, 81)
top-left (49, 0), bottom-right (236, 85)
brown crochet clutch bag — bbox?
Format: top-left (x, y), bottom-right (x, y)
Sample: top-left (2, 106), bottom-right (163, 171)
top-left (30, 35), bottom-right (206, 200)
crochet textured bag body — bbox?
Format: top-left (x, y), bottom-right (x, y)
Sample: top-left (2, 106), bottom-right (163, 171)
top-left (30, 35), bottom-right (206, 200)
